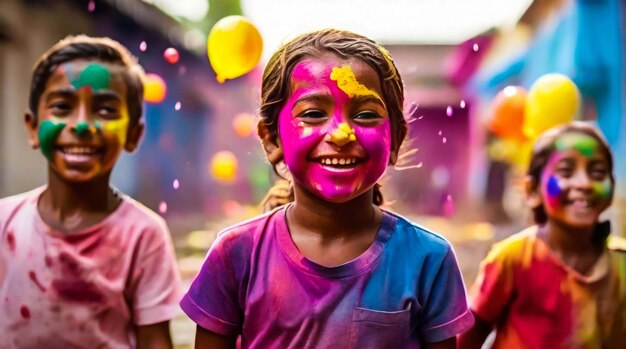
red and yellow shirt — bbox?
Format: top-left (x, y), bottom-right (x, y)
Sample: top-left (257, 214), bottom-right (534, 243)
top-left (471, 226), bottom-right (626, 349)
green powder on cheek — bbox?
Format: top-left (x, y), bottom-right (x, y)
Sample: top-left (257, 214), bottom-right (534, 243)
top-left (555, 133), bottom-right (598, 157)
top-left (38, 120), bottom-right (66, 160)
top-left (592, 181), bottom-right (613, 200)
top-left (70, 63), bottom-right (110, 91)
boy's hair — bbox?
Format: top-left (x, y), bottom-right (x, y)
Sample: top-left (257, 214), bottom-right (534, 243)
top-left (527, 121), bottom-right (614, 224)
top-left (259, 29), bottom-right (407, 206)
top-left (29, 35), bottom-right (145, 126)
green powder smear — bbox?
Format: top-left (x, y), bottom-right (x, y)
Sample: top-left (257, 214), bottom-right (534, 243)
top-left (555, 133), bottom-right (598, 157)
top-left (74, 121), bottom-right (90, 135)
top-left (69, 63), bottom-right (110, 91)
top-left (38, 120), bottom-right (66, 160)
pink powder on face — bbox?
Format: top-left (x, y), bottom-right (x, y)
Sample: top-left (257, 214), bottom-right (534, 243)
top-left (278, 57), bottom-right (391, 202)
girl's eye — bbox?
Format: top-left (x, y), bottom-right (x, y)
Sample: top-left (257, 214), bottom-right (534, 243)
top-left (353, 111), bottom-right (381, 121)
top-left (555, 167), bottom-right (573, 177)
top-left (298, 110), bottom-right (327, 123)
top-left (590, 168), bottom-right (608, 180)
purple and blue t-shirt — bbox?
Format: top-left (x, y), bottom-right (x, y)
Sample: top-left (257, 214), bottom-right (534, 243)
top-left (181, 205), bottom-right (473, 348)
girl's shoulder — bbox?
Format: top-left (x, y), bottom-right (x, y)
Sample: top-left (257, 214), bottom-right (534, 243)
top-left (213, 207), bottom-right (285, 252)
top-left (608, 235), bottom-right (626, 253)
top-left (482, 226), bottom-right (538, 265)
top-left (382, 211), bottom-right (454, 257)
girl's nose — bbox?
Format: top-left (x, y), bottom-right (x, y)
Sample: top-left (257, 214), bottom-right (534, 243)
top-left (571, 169), bottom-right (592, 188)
top-left (324, 122), bottom-right (356, 147)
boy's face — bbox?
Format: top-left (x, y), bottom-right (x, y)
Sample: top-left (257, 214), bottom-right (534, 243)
top-left (538, 132), bottom-right (613, 228)
top-left (277, 53), bottom-right (392, 203)
top-left (25, 60), bottom-right (143, 183)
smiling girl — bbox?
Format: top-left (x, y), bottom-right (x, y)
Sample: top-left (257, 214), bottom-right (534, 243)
top-left (459, 121), bottom-right (626, 348)
top-left (181, 29), bottom-right (474, 349)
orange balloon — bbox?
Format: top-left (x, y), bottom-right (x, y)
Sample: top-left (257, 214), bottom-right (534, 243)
top-left (232, 113), bottom-right (256, 137)
top-left (144, 73), bottom-right (167, 103)
top-left (488, 86), bottom-right (527, 141)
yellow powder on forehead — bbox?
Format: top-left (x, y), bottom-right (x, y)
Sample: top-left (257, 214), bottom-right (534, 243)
top-left (330, 65), bottom-right (381, 100)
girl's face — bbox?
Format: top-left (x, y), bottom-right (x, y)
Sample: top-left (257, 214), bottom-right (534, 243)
top-left (538, 132), bottom-right (613, 228)
top-left (277, 53), bottom-right (393, 203)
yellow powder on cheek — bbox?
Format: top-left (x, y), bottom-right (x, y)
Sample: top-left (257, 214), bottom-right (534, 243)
top-left (330, 66), bottom-right (381, 100)
top-left (102, 117), bottom-right (129, 145)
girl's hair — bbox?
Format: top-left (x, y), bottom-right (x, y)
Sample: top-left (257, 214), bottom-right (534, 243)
top-left (29, 35), bottom-right (145, 126)
top-left (259, 29), bottom-right (407, 206)
top-left (527, 121), bottom-right (614, 225)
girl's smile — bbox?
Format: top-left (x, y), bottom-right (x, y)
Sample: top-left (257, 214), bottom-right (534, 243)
top-left (277, 53), bottom-right (393, 203)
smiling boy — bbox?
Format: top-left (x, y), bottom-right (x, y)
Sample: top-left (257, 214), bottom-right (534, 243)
top-left (0, 36), bottom-right (181, 348)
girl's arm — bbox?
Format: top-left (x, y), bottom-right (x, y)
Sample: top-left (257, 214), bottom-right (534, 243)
top-left (424, 337), bottom-right (456, 349)
top-left (457, 313), bottom-right (493, 349)
top-left (136, 321), bottom-right (173, 349)
top-left (195, 326), bottom-right (237, 349)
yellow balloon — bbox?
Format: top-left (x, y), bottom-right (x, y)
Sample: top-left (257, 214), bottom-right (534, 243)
top-left (207, 16), bottom-right (263, 83)
top-left (210, 151), bottom-right (238, 184)
top-left (523, 73), bottom-right (581, 139)
top-left (144, 73), bottom-right (167, 103)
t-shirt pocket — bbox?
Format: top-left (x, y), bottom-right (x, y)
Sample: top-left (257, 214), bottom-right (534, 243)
top-left (349, 305), bottom-right (411, 349)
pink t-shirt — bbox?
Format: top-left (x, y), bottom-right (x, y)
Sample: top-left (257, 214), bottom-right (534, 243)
top-left (0, 187), bottom-right (182, 349)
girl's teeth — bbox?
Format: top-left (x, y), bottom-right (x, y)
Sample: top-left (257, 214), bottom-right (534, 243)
top-left (339, 159), bottom-right (346, 165)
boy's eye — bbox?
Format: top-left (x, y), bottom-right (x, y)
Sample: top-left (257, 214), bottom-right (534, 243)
top-left (96, 106), bottom-right (119, 119)
top-left (49, 102), bottom-right (72, 116)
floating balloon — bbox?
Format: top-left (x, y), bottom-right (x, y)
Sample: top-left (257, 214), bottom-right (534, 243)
top-left (232, 112), bottom-right (256, 137)
top-left (144, 73), bottom-right (167, 103)
top-left (207, 15), bottom-right (263, 83)
top-left (489, 86), bottom-right (527, 142)
top-left (163, 48), bottom-right (180, 64)
top-left (210, 151), bottom-right (238, 184)
top-left (523, 73), bottom-right (580, 139)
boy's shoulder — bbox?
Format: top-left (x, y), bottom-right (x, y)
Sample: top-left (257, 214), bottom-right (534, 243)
top-left (0, 187), bottom-right (44, 223)
top-left (116, 193), bottom-right (169, 231)
top-left (0, 187), bottom-right (43, 208)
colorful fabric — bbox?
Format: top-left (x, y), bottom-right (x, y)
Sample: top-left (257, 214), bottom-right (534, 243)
top-left (471, 226), bottom-right (626, 349)
top-left (0, 187), bottom-right (182, 349)
top-left (181, 205), bottom-right (473, 349)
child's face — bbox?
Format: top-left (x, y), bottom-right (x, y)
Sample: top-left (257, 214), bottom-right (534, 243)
top-left (277, 53), bottom-right (392, 203)
top-left (26, 59), bottom-right (142, 183)
top-left (538, 132), bottom-right (613, 228)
